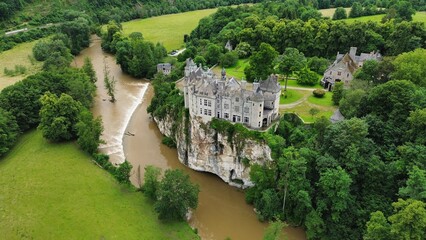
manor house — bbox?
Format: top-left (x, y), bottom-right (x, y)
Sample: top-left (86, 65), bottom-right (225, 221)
top-left (321, 47), bottom-right (381, 90)
top-left (183, 58), bottom-right (281, 129)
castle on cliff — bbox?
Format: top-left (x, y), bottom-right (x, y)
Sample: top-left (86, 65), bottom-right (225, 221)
top-left (183, 58), bottom-right (281, 129)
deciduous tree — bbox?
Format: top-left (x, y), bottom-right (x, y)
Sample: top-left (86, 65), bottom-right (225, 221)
top-left (155, 169), bottom-right (199, 220)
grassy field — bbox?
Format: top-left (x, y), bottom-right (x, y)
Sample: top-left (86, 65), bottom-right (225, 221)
top-left (319, 8), bottom-right (351, 18)
top-left (121, 8), bottom-right (217, 51)
top-left (307, 92), bottom-right (334, 106)
top-left (0, 40), bottom-right (42, 90)
top-left (339, 11), bottom-right (426, 23)
top-left (0, 130), bottom-right (198, 239)
top-left (281, 78), bottom-right (322, 89)
top-left (280, 89), bottom-right (304, 104)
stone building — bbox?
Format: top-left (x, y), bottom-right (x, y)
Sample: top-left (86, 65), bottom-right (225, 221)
top-left (183, 58), bottom-right (281, 129)
top-left (321, 47), bottom-right (381, 90)
top-left (157, 63), bottom-right (172, 75)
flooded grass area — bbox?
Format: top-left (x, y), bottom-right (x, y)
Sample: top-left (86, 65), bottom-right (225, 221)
top-left (0, 130), bottom-right (198, 239)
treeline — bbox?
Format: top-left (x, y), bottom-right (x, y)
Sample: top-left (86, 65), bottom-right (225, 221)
top-left (188, 5), bottom-right (425, 59)
top-left (101, 21), bottom-right (168, 79)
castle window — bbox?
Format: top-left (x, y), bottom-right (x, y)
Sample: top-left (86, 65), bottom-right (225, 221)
top-left (244, 117), bottom-right (249, 123)
top-left (260, 104), bottom-right (262, 107)
top-left (259, 112), bottom-right (261, 117)
top-left (234, 106), bottom-right (239, 112)
top-left (204, 109), bottom-right (208, 115)
top-left (237, 116), bottom-right (241, 122)
top-left (347, 73), bottom-right (349, 77)
top-left (200, 108), bottom-right (202, 114)
top-left (338, 71), bottom-right (342, 76)
top-left (224, 113), bottom-right (229, 119)
top-left (258, 122), bottom-right (260, 127)
top-left (235, 97), bottom-right (239, 102)
top-left (200, 99), bottom-right (202, 105)
top-left (217, 112), bottom-right (220, 118)
top-left (204, 99), bottom-right (208, 106)
top-left (208, 110), bottom-right (212, 116)
top-left (207, 100), bottom-right (211, 107)
top-left (224, 103), bottom-right (229, 109)
top-left (244, 107), bottom-right (249, 113)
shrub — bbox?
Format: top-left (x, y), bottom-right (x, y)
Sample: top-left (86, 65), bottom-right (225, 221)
top-left (162, 136), bottom-right (176, 148)
top-left (313, 89), bottom-right (326, 98)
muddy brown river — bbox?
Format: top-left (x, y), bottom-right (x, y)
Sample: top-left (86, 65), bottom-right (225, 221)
top-left (73, 37), bottom-right (306, 240)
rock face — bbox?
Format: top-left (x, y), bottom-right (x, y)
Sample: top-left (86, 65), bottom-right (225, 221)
top-left (154, 115), bottom-right (272, 188)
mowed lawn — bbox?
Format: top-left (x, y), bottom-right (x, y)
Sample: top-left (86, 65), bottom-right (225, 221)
top-left (121, 8), bottom-right (217, 51)
top-left (0, 130), bottom-right (198, 240)
top-left (281, 91), bottom-right (336, 123)
top-left (0, 40), bottom-right (43, 90)
top-left (213, 59), bottom-right (249, 80)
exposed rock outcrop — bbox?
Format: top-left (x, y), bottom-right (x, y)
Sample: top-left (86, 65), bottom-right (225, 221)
top-left (154, 115), bottom-right (272, 188)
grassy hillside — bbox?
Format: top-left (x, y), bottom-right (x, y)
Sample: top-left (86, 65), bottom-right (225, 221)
top-left (121, 8), bottom-right (218, 51)
top-left (341, 11), bottom-right (426, 23)
top-left (0, 39), bottom-right (42, 90)
top-left (0, 130), bottom-right (198, 240)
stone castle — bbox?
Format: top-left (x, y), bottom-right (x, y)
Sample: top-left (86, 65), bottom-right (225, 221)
top-left (321, 47), bottom-right (382, 90)
top-left (183, 58), bottom-right (281, 129)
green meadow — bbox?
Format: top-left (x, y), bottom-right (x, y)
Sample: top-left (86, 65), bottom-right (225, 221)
top-left (121, 8), bottom-right (218, 51)
top-left (0, 130), bottom-right (198, 240)
top-left (0, 39), bottom-right (42, 90)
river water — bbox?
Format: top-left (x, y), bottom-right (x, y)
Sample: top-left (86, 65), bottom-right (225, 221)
top-left (73, 37), bottom-right (306, 240)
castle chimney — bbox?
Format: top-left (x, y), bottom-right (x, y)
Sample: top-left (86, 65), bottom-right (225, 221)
top-left (241, 80), bottom-right (247, 90)
top-left (253, 82), bottom-right (259, 92)
top-left (349, 47), bottom-right (357, 59)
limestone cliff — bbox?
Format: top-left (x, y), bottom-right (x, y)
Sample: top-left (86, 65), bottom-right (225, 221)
top-left (154, 115), bottom-right (272, 188)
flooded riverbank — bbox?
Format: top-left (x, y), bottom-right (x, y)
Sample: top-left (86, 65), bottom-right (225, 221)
top-left (74, 36), bottom-right (306, 240)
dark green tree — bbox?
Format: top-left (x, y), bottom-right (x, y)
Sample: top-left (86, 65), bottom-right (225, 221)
top-left (38, 92), bottom-right (82, 142)
top-left (339, 89), bottom-right (366, 118)
top-left (331, 82), bottom-right (344, 105)
top-left (332, 7), bottom-right (347, 20)
top-left (114, 160), bottom-right (132, 184)
top-left (143, 165), bottom-right (162, 200)
top-left (349, 2), bottom-right (364, 18)
top-left (0, 108), bottom-right (20, 157)
top-left (75, 108), bottom-right (103, 155)
top-left (81, 57), bottom-right (97, 83)
top-left (244, 43), bottom-right (278, 82)
top-left (205, 43), bottom-right (223, 65)
top-left (399, 166), bottom-right (426, 201)
top-left (395, 1), bottom-right (416, 21)
top-left (277, 47), bottom-right (306, 94)
top-left (297, 66), bottom-right (318, 86)
top-left (155, 169), bottom-right (200, 220)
